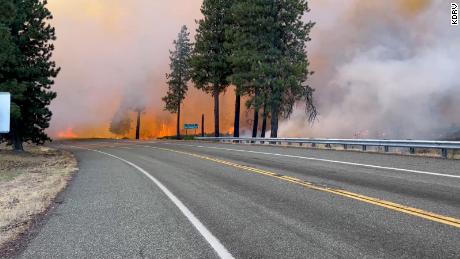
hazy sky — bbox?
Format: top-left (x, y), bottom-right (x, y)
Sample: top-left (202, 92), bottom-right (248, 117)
top-left (47, 0), bottom-right (460, 139)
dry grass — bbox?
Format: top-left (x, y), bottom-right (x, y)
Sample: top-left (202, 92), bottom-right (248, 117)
top-left (0, 144), bottom-right (77, 247)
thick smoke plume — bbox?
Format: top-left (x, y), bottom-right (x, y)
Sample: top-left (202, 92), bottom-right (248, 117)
top-left (46, 0), bottom-right (459, 139)
top-left (47, 0), bottom-right (246, 139)
top-left (109, 87), bottom-right (147, 136)
top-left (280, 0), bottom-right (460, 139)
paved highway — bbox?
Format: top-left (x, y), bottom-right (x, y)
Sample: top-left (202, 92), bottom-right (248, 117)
top-left (21, 140), bottom-right (460, 258)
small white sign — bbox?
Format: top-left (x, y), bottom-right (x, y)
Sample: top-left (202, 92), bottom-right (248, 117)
top-left (0, 92), bottom-right (11, 133)
top-left (452, 3), bottom-right (459, 25)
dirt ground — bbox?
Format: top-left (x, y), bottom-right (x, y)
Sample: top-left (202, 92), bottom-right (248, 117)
top-left (0, 144), bottom-right (77, 250)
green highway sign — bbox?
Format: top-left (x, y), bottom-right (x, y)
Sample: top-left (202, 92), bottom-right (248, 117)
top-left (184, 123), bottom-right (199, 130)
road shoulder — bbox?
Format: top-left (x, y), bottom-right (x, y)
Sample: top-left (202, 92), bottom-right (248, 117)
top-left (0, 145), bottom-right (77, 257)
top-left (19, 147), bottom-right (216, 258)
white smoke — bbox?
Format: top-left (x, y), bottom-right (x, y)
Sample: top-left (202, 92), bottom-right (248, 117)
top-left (280, 0), bottom-right (460, 139)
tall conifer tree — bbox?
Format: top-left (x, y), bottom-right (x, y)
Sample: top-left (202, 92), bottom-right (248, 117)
top-left (191, 0), bottom-right (233, 137)
top-left (228, 0), bottom-right (316, 138)
top-left (267, 0), bottom-right (317, 137)
top-left (162, 25), bottom-right (192, 139)
top-left (227, 0), bottom-right (274, 138)
top-left (0, 0), bottom-right (59, 151)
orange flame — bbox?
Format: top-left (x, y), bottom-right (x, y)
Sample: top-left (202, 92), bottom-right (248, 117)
top-left (57, 128), bottom-right (78, 139)
top-left (51, 86), bottom-right (251, 140)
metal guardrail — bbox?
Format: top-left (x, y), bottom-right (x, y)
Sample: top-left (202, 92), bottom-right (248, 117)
top-left (195, 137), bottom-right (460, 159)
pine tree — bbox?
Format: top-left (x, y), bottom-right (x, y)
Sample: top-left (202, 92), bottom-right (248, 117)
top-left (228, 0), bottom-right (316, 138)
top-left (0, 1), bottom-right (15, 59)
top-left (265, 0), bottom-right (317, 138)
top-left (162, 25), bottom-right (192, 139)
top-left (227, 0), bottom-right (274, 138)
top-left (260, 94), bottom-right (270, 137)
top-left (0, 0), bottom-right (59, 151)
top-left (226, 0), bottom-right (254, 138)
top-left (0, 0), bottom-right (20, 139)
top-left (190, 0), bottom-right (233, 137)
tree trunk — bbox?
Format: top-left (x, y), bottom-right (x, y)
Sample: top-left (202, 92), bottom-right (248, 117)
top-left (270, 105), bottom-right (279, 138)
top-left (13, 135), bottom-right (23, 151)
top-left (135, 110), bottom-right (141, 140)
top-left (252, 107), bottom-right (259, 138)
top-left (233, 92), bottom-right (240, 137)
top-left (213, 88), bottom-right (220, 137)
top-left (261, 100), bottom-right (268, 138)
top-left (11, 120), bottom-right (24, 152)
top-left (176, 104), bottom-right (181, 139)
top-left (201, 113), bottom-right (205, 137)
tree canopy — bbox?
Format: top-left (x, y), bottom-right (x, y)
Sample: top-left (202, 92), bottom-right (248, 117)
top-left (190, 0), bottom-right (234, 137)
top-left (162, 25), bottom-right (193, 139)
top-left (225, 0), bottom-right (317, 138)
top-left (163, 25), bottom-right (192, 114)
top-left (0, 0), bottom-right (59, 150)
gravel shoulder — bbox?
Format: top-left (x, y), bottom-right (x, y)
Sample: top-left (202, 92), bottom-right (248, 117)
top-left (0, 144), bottom-right (77, 256)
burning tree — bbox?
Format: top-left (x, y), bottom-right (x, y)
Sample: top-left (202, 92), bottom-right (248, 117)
top-left (109, 110), bottom-right (132, 136)
top-left (162, 25), bottom-right (192, 139)
top-left (190, 0), bottom-right (233, 137)
top-left (109, 102), bottom-right (145, 140)
top-left (0, 0), bottom-right (59, 151)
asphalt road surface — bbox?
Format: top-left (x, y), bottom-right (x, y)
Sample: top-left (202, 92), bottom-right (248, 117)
top-left (20, 140), bottom-right (460, 258)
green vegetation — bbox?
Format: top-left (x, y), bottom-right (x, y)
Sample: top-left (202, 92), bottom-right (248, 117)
top-left (264, 0), bottom-right (317, 137)
top-left (190, 0), bottom-right (234, 137)
top-left (0, 0), bottom-right (59, 151)
top-left (163, 25), bottom-right (193, 140)
top-left (165, 0), bottom-right (317, 138)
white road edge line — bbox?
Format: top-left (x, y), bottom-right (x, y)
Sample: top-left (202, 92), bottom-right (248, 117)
top-left (148, 142), bottom-right (460, 179)
top-left (69, 145), bottom-right (234, 259)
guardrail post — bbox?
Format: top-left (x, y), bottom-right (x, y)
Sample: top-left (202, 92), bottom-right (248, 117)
top-left (198, 138), bottom-right (458, 160)
top-left (441, 148), bottom-right (448, 159)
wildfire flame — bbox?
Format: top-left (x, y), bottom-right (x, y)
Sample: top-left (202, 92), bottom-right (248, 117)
top-left (57, 128), bottom-right (78, 139)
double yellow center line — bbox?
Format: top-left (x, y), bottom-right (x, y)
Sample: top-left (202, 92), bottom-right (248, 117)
top-left (149, 146), bottom-right (460, 229)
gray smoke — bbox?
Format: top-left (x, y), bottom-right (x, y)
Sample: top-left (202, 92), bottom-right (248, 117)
top-left (109, 86), bottom-right (147, 136)
top-left (279, 0), bottom-right (460, 139)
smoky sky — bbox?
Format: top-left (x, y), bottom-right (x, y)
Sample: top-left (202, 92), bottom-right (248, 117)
top-left (47, 0), bottom-right (204, 137)
top-left (47, 0), bottom-right (460, 139)
top-left (280, 0), bottom-right (460, 139)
